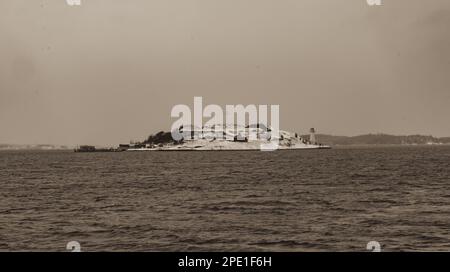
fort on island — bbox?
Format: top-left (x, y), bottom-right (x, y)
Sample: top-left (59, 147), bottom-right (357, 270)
top-left (74, 125), bottom-right (330, 152)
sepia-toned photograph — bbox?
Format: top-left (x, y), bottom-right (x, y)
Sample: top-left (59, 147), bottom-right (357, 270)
top-left (1, 0), bottom-right (449, 257)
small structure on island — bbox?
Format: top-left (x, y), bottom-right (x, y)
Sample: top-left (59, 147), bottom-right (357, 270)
top-left (310, 128), bottom-right (317, 145)
top-left (75, 145), bottom-right (96, 152)
top-left (118, 144), bottom-right (130, 151)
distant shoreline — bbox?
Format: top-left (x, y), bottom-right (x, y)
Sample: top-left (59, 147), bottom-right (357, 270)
top-left (1, 143), bottom-right (450, 152)
top-left (1, 133), bottom-right (450, 151)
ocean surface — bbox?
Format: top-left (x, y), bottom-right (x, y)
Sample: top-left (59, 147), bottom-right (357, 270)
top-left (0, 146), bottom-right (449, 252)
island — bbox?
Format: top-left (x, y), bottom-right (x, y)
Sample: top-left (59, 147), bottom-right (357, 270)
top-left (118, 125), bottom-right (330, 151)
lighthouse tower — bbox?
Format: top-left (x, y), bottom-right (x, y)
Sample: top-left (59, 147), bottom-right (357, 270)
top-left (309, 128), bottom-right (316, 145)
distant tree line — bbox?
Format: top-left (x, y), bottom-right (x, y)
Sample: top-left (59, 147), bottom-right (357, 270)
top-left (301, 133), bottom-right (450, 145)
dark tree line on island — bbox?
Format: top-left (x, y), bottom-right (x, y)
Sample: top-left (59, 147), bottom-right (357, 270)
top-left (143, 131), bottom-right (179, 146)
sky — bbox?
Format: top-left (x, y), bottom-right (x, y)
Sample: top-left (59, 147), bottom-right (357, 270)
top-left (1, 0), bottom-right (449, 145)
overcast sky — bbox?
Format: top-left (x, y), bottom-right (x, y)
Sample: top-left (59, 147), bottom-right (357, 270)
top-left (1, 0), bottom-right (449, 145)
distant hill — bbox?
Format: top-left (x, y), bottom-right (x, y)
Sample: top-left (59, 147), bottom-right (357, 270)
top-left (302, 134), bottom-right (450, 146)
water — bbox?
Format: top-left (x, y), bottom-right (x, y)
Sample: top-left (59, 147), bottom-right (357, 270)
top-left (0, 146), bottom-right (449, 252)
